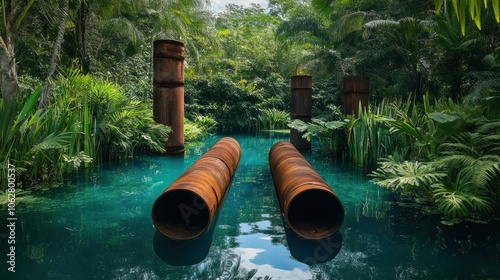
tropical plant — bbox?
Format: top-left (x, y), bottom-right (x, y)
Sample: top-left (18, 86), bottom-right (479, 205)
top-left (370, 157), bottom-right (447, 198)
top-left (434, 122), bottom-right (500, 216)
top-left (371, 97), bottom-right (500, 222)
top-left (184, 115), bottom-right (217, 142)
top-left (289, 117), bottom-right (348, 155)
top-left (0, 87), bottom-right (74, 184)
top-left (185, 78), bottom-right (261, 131)
top-left (435, 0), bottom-right (500, 35)
top-left (347, 105), bottom-right (391, 169)
top-left (431, 168), bottom-right (494, 219)
top-left (50, 68), bottom-right (170, 165)
top-left (259, 108), bottom-right (289, 131)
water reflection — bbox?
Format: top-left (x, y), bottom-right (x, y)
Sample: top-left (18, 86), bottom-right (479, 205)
top-left (153, 228), bottom-right (213, 266)
top-left (285, 227), bottom-right (342, 265)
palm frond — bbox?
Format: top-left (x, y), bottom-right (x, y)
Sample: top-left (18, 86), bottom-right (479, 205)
top-left (371, 160), bottom-right (446, 192)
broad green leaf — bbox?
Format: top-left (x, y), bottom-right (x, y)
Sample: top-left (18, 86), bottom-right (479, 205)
top-left (16, 86), bottom-right (41, 124)
top-left (428, 112), bottom-right (462, 123)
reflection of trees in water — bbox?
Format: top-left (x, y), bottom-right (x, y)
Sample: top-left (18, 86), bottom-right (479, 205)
top-left (308, 203), bottom-right (500, 279)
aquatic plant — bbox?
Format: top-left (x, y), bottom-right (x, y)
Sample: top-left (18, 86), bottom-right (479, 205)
top-left (259, 108), bottom-right (290, 131)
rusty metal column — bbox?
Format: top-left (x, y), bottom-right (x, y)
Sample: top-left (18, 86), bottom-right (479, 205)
top-left (269, 141), bottom-right (344, 239)
top-left (290, 75), bottom-right (312, 150)
top-left (342, 76), bottom-right (369, 117)
top-left (153, 39), bottom-right (185, 154)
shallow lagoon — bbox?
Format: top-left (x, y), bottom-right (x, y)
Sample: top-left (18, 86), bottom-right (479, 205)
top-left (1, 133), bottom-right (499, 279)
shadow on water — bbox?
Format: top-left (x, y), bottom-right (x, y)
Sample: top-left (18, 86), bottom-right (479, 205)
top-left (153, 212), bottom-right (219, 266)
top-left (285, 225), bottom-right (342, 265)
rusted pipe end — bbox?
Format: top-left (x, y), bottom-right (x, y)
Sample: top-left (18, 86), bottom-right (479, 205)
top-left (152, 189), bottom-right (210, 240)
top-left (152, 137), bottom-right (241, 240)
top-left (287, 188), bottom-right (344, 239)
top-left (269, 141), bottom-right (344, 239)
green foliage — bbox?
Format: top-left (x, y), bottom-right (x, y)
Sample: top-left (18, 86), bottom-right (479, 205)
top-left (288, 105), bottom-right (348, 155)
top-left (435, 0), bottom-right (500, 35)
top-left (371, 158), bottom-right (446, 195)
top-left (0, 188), bottom-right (38, 205)
top-left (259, 108), bottom-right (290, 130)
top-left (431, 168), bottom-right (494, 219)
top-left (0, 87), bottom-right (73, 183)
top-left (288, 118), bottom-right (348, 155)
top-left (370, 96), bottom-right (500, 222)
top-left (347, 105), bottom-right (392, 168)
top-left (51, 68), bottom-right (171, 165)
top-left (184, 115), bottom-right (218, 142)
top-left (185, 78), bottom-right (261, 131)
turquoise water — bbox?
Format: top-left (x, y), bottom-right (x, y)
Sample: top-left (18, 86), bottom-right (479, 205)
top-left (1, 133), bottom-right (500, 279)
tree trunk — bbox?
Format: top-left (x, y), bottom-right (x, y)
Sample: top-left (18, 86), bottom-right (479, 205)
top-left (0, 42), bottom-right (18, 101)
top-left (76, 0), bottom-right (90, 73)
top-left (39, 0), bottom-right (69, 109)
top-left (0, 0), bottom-right (19, 102)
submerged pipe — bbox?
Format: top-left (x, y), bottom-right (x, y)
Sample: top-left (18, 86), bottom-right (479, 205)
top-left (152, 137), bottom-right (241, 240)
top-left (269, 141), bottom-right (344, 239)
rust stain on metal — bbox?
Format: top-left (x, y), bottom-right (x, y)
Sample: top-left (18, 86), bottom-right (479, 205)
top-left (153, 39), bottom-right (185, 154)
top-left (269, 141), bottom-right (344, 239)
top-left (152, 137), bottom-right (241, 240)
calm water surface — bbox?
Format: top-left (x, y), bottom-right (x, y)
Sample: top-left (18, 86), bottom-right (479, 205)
top-left (1, 133), bottom-right (499, 279)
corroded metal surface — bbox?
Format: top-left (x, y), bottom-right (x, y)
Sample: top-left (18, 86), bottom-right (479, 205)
top-left (269, 141), bottom-right (344, 239)
top-left (290, 75), bottom-right (312, 150)
top-left (342, 76), bottom-right (369, 117)
top-left (153, 39), bottom-right (185, 154)
top-left (152, 137), bottom-right (241, 240)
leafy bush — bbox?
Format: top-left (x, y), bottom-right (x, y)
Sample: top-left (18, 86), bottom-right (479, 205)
top-left (185, 78), bottom-right (262, 131)
top-left (0, 87), bottom-right (74, 183)
top-left (288, 118), bottom-right (347, 155)
top-left (259, 108), bottom-right (289, 130)
top-left (184, 115), bottom-right (218, 142)
top-left (50, 68), bottom-right (171, 165)
top-left (370, 97), bottom-right (500, 222)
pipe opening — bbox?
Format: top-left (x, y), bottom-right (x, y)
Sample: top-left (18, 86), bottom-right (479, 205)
top-left (288, 189), bottom-right (344, 239)
top-left (152, 190), bottom-right (209, 240)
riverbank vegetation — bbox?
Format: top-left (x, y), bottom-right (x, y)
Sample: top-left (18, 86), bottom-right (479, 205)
top-left (0, 0), bottom-right (499, 222)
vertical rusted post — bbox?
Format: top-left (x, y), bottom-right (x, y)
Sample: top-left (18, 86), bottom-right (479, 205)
top-left (342, 76), bottom-right (369, 117)
top-left (290, 75), bottom-right (312, 150)
top-left (153, 39), bottom-right (185, 154)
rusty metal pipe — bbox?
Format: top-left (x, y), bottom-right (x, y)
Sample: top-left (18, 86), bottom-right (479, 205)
top-left (153, 39), bottom-right (185, 154)
top-left (342, 76), bottom-right (369, 117)
top-left (152, 137), bottom-right (241, 240)
top-left (290, 75), bottom-right (312, 150)
top-left (269, 141), bottom-right (344, 239)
